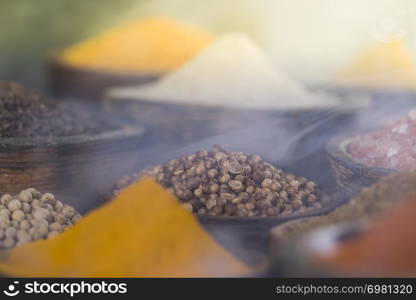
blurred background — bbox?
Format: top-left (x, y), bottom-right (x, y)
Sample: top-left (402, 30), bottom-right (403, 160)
top-left (2, 0), bottom-right (416, 92)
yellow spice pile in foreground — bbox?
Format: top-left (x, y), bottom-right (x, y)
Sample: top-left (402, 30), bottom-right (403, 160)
top-left (0, 178), bottom-right (249, 277)
top-left (59, 17), bottom-right (215, 74)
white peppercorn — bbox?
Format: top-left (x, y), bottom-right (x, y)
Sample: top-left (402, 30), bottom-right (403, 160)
top-left (49, 222), bottom-right (62, 232)
top-left (0, 215), bottom-right (10, 228)
top-left (20, 220), bottom-right (30, 230)
top-left (5, 227), bottom-right (17, 238)
top-left (0, 194), bottom-right (12, 205)
top-left (11, 210), bottom-right (25, 222)
top-left (47, 231), bottom-right (59, 239)
top-left (7, 199), bottom-right (22, 212)
top-left (71, 214), bottom-right (82, 224)
top-left (18, 190), bottom-right (33, 203)
top-left (0, 189), bottom-right (81, 249)
top-left (17, 229), bottom-right (31, 244)
top-left (22, 202), bottom-right (31, 213)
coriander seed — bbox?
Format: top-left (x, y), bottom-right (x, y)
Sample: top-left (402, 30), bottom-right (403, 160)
top-left (113, 145), bottom-right (328, 218)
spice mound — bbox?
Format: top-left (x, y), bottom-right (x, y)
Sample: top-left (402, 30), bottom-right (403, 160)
top-left (0, 188), bottom-right (82, 249)
top-left (108, 33), bottom-right (339, 109)
top-left (59, 16), bottom-right (214, 73)
top-left (347, 110), bottom-right (416, 171)
top-left (114, 145), bottom-right (329, 217)
top-left (0, 81), bottom-right (117, 138)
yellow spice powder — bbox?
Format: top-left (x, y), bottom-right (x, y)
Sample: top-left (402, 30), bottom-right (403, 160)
top-left (59, 16), bottom-right (215, 74)
top-left (337, 40), bottom-right (416, 88)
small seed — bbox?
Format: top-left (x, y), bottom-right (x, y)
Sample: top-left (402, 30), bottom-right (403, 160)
top-left (245, 202), bottom-right (255, 210)
top-left (182, 202), bottom-right (193, 212)
top-left (206, 198), bottom-right (216, 210)
top-left (228, 161), bottom-right (242, 174)
top-left (195, 164), bottom-right (206, 175)
top-left (290, 180), bottom-right (301, 188)
top-left (17, 229), bottom-right (31, 243)
top-left (291, 199), bottom-right (303, 209)
top-left (5, 227), bottom-right (17, 238)
top-left (220, 174), bottom-right (231, 184)
top-left (0, 215), bottom-right (10, 228)
top-left (194, 188), bottom-right (203, 197)
top-left (307, 194), bottom-right (317, 204)
top-left (20, 220), bottom-right (30, 230)
top-left (7, 199), bottom-right (22, 211)
top-left (266, 207), bottom-right (279, 216)
top-left (305, 181), bottom-right (316, 190)
top-left (207, 169), bottom-right (218, 178)
top-left (197, 208), bottom-right (206, 215)
top-left (228, 180), bottom-right (244, 192)
top-left (220, 192), bottom-right (234, 201)
top-left (22, 202), bottom-right (31, 213)
top-left (40, 193), bottom-right (56, 204)
top-left (11, 210), bottom-right (25, 222)
top-left (17, 190), bottom-right (33, 203)
top-left (231, 196), bottom-right (242, 204)
top-left (224, 204), bottom-right (237, 215)
top-left (72, 214), bottom-right (82, 224)
top-left (214, 152), bottom-right (227, 161)
top-left (0, 194), bottom-right (12, 205)
top-left (47, 231), bottom-right (59, 239)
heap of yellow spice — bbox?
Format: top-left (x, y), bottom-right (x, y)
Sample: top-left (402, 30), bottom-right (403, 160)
top-left (59, 16), bottom-right (215, 74)
top-left (337, 40), bottom-right (416, 89)
top-left (0, 178), bottom-right (248, 277)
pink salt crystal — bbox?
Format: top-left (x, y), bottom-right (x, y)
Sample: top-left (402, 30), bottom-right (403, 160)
top-left (347, 112), bottom-right (416, 171)
top-left (389, 156), bottom-right (399, 168)
top-left (408, 109), bottom-right (416, 121)
top-left (394, 123), bottom-right (408, 134)
top-left (386, 147), bottom-right (399, 158)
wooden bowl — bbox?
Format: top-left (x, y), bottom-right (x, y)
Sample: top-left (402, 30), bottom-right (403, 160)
top-left (48, 59), bottom-right (161, 99)
top-left (327, 136), bottom-right (395, 197)
top-left (0, 125), bottom-right (147, 213)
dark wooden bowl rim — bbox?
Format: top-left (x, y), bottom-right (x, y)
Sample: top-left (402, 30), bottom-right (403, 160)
top-left (326, 134), bottom-right (397, 174)
top-left (50, 57), bottom-right (163, 78)
top-left (0, 125), bottom-right (146, 151)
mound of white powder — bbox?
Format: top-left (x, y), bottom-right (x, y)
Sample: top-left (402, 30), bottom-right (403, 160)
top-left (107, 33), bottom-right (339, 109)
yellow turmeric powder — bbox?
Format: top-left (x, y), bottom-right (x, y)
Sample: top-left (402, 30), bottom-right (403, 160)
top-left (0, 178), bottom-right (249, 277)
top-left (59, 16), bottom-right (215, 74)
top-left (337, 40), bottom-right (416, 88)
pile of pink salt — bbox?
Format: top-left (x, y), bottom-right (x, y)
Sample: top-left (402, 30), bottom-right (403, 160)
top-left (347, 110), bottom-right (416, 171)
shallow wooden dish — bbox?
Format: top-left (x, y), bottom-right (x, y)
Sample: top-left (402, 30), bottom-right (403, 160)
top-left (48, 59), bottom-right (161, 99)
top-left (0, 125), bottom-right (147, 213)
top-left (327, 136), bottom-right (395, 197)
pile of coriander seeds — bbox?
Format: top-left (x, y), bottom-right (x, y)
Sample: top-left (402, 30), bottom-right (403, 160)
top-left (114, 145), bottom-right (330, 217)
top-left (0, 188), bottom-right (82, 249)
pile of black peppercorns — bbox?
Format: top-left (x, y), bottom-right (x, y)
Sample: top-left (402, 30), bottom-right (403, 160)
top-left (114, 145), bottom-right (330, 217)
top-left (0, 81), bottom-right (117, 138)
